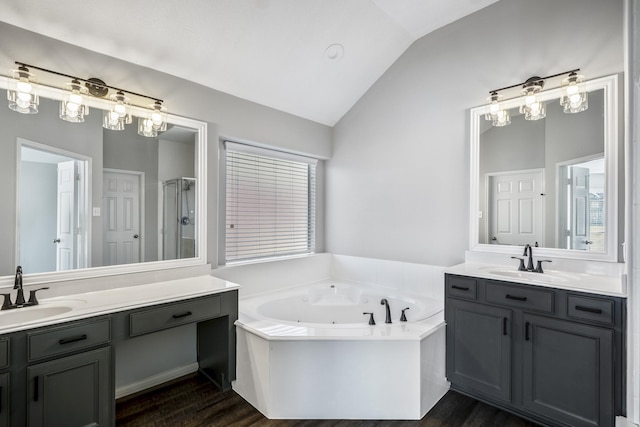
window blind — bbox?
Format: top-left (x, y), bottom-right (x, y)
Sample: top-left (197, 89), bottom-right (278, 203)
top-left (225, 142), bottom-right (316, 263)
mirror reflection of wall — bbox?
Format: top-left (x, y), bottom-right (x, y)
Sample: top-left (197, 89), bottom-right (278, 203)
top-left (2, 93), bottom-right (198, 276)
top-left (478, 89), bottom-right (605, 250)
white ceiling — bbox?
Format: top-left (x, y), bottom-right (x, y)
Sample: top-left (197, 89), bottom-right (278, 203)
top-left (1, 0), bottom-right (499, 126)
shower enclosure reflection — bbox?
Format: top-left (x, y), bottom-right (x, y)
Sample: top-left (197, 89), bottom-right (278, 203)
top-left (163, 178), bottom-right (196, 260)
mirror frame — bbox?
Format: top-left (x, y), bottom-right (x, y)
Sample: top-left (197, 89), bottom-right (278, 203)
top-left (0, 76), bottom-right (208, 286)
top-left (469, 74), bottom-right (619, 262)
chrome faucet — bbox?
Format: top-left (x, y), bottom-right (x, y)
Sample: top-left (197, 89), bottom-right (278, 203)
top-left (380, 299), bottom-right (392, 324)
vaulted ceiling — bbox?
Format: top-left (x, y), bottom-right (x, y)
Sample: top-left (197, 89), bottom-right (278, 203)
top-left (1, 0), bottom-right (499, 126)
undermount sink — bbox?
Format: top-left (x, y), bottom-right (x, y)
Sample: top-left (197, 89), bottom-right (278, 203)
top-left (0, 300), bottom-right (85, 325)
top-left (481, 267), bottom-right (573, 284)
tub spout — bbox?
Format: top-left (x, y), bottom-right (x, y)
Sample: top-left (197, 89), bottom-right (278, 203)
top-left (380, 299), bottom-right (392, 324)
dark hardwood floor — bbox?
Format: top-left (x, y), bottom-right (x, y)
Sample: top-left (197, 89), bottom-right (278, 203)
top-left (116, 373), bottom-right (540, 427)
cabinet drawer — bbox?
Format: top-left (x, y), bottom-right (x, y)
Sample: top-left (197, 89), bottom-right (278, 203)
top-left (0, 339), bottom-right (8, 369)
top-left (28, 318), bottom-right (111, 362)
top-left (130, 296), bottom-right (221, 337)
top-left (567, 295), bottom-right (614, 325)
top-left (485, 282), bottom-right (554, 313)
top-left (446, 276), bottom-right (477, 300)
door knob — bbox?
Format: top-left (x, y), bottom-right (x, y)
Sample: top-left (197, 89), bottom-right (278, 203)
top-left (53, 238), bottom-right (61, 244)
top-left (584, 240), bottom-right (593, 244)
top-left (133, 234), bottom-right (139, 239)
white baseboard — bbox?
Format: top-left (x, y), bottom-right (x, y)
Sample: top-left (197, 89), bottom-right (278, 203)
top-left (115, 362), bottom-right (199, 399)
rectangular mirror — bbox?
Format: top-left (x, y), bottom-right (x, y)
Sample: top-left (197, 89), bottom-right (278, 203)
top-left (469, 74), bottom-right (619, 262)
top-left (0, 77), bottom-right (208, 283)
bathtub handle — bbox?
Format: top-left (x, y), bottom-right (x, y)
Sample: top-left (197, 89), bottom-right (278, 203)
top-left (363, 312), bottom-right (376, 325)
top-left (400, 307), bottom-right (410, 322)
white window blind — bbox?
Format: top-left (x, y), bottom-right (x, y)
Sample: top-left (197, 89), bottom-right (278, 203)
top-left (225, 142), bottom-right (316, 263)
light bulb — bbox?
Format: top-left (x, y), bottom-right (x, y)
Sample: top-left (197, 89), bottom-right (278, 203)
top-left (489, 103), bottom-right (500, 114)
top-left (525, 95), bottom-right (536, 105)
top-left (69, 93), bottom-right (83, 105)
top-left (16, 81), bottom-right (32, 94)
top-left (151, 112), bottom-right (163, 126)
top-left (114, 103), bottom-right (126, 117)
top-left (109, 111), bottom-right (119, 124)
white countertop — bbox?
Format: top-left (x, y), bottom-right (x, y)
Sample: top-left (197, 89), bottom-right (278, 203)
top-left (446, 263), bottom-right (626, 297)
top-left (0, 275), bottom-right (240, 335)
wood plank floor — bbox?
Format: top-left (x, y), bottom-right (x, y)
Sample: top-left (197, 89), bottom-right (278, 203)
top-left (116, 373), bottom-right (541, 427)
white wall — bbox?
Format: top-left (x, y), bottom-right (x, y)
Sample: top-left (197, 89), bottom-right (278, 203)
top-left (326, 0), bottom-right (624, 267)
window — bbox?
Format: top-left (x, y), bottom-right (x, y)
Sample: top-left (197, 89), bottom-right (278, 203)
top-left (224, 141), bottom-right (317, 263)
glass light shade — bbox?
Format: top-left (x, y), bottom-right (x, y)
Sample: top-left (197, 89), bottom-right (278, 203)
top-left (492, 109), bottom-right (511, 127)
top-left (519, 83), bottom-right (546, 121)
top-left (485, 92), bottom-right (511, 127)
top-left (137, 117), bottom-right (158, 137)
top-left (137, 101), bottom-right (167, 137)
top-left (103, 91), bottom-right (132, 130)
top-left (60, 80), bottom-right (89, 123)
top-left (560, 73), bottom-right (588, 113)
top-left (7, 66), bottom-right (39, 114)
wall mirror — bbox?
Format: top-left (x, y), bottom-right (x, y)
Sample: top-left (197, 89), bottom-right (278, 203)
top-left (469, 74), bottom-right (619, 262)
top-left (0, 77), bottom-right (208, 285)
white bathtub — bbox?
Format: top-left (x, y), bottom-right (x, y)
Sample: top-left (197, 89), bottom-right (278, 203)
top-left (233, 279), bottom-right (449, 419)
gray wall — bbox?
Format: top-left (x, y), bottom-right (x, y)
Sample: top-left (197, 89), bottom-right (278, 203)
top-left (327, 0), bottom-right (624, 266)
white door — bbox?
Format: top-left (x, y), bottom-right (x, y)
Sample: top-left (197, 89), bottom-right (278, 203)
top-left (56, 161), bottom-right (77, 271)
top-left (488, 170), bottom-right (544, 246)
top-left (570, 166), bottom-right (590, 250)
top-left (103, 171), bottom-right (141, 266)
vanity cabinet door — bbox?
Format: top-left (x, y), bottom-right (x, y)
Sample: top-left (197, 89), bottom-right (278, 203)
top-left (0, 372), bottom-right (8, 427)
top-left (522, 313), bottom-right (614, 427)
top-left (27, 346), bottom-right (112, 427)
top-left (446, 299), bottom-right (512, 402)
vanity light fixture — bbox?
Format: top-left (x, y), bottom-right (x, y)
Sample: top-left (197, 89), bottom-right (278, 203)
top-left (485, 91), bottom-right (511, 127)
top-left (137, 100), bottom-right (167, 137)
top-left (560, 72), bottom-right (588, 113)
top-left (520, 77), bottom-right (546, 121)
top-left (60, 79), bottom-right (89, 123)
top-left (7, 65), bottom-right (39, 114)
top-left (103, 91), bottom-right (132, 131)
top-left (6, 61), bottom-right (167, 135)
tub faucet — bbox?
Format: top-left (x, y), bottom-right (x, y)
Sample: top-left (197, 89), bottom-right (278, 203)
top-left (380, 299), bottom-right (392, 324)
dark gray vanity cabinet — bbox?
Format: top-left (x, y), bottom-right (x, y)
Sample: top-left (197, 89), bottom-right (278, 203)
top-left (0, 288), bottom-right (238, 427)
top-left (25, 317), bottom-right (113, 427)
top-left (445, 274), bottom-right (625, 427)
top-left (27, 346), bottom-right (112, 427)
top-left (0, 338), bottom-right (9, 427)
top-left (522, 313), bottom-right (614, 426)
top-left (0, 372), bottom-right (8, 427)
top-left (446, 299), bottom-right (512, 402)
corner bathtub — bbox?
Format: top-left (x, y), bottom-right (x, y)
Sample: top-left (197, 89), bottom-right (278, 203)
top-left (233, 280), bottom-right (449, 420)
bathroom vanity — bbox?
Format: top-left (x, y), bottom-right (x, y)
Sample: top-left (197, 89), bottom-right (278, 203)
top-left (445, 269), bottom-right (625, 427)
top-left (0, 275), bottom-right (238, 427)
